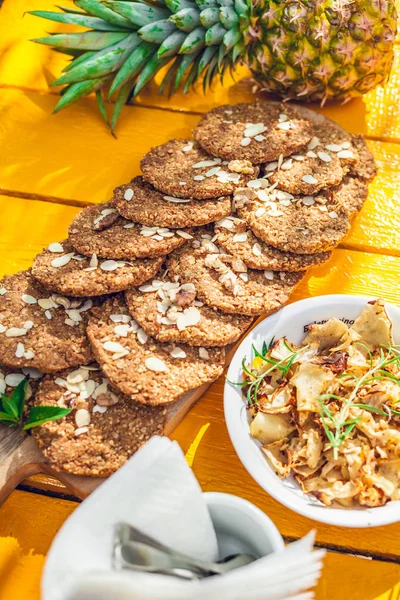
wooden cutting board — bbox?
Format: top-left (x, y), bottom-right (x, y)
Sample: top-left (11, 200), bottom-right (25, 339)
top-left (0, 341), bottom-right (242, 505)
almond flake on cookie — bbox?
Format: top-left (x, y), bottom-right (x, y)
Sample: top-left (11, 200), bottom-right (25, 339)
top-left (48, 242), bottom-right (64, 253)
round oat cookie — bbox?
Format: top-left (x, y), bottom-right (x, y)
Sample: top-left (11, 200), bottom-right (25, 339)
top-left (167, 236), bottom-right (304, 316)
top-left (350, 135), bottom-right (378, 182)
top-left (32, 239), bottom-right (163, 297)
top-left (140, 139), bottom-right (259, 199)
top-left (237, 189), bottom-right (350, 254)
top-left (87, 295), bottom-right (225, 405)
top-left (193, 101), bottom-right (313, 164)
top-left (334, 176), bottom-right (368, 218)
top-left (31, 366), bottom-right (166, 477)
top-left (124, 278), bottom-right (252, 346)
top-left (265, 120), bottom-right (356, 195)
top-left (215, 218), bottom-right (331, 271)
top-left (69, 203), bottom-right (188, 260)
top-left (113, 177), bottom-right (232, 228)
top-left (0, 271), bottom-right (94, 373)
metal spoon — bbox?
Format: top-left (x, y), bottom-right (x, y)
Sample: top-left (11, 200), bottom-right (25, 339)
top-left (113, 522), bottom-right (256, 579)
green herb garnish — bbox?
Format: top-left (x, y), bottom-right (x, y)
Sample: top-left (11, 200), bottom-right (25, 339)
top-left (228, 340), bottom-right (299, 407)
top-left (317, 344), bottom-right (400, 457)
top-left (0, 378), bottom-right (71, 430)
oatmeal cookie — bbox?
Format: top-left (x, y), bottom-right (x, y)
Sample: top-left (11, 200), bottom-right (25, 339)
top-left (350, 135), bottom-right (378, 182)
top-left (141, 139), bottom-right (259, 199)
top-left (32, 239), bottom-right (163, 297)
top-left (215, 218), bottom-right (330, 271)
top-left (69, 203), bottom-right (188, 259)
top-left (167, 232), bottom-right (303, 316)
top-left (237, 187), bottom-right (350, 254)
top-left (0, 271), bottom-right (94, 372)
top-left (0, 364), bottom-right (43, 399)
top-left (265, 120), bottom-right (356, 195)
top-left (125, 278), bottom-right (252, 346)
top-left (113, 177), bottom-right (232, 228)
top-left (31, 366), bottom-right (166, 477)
top-left (334, 176), bottom-right (368, 218)
top-left (194, 102), bottom-right (313, 163)
top-left (87, 295), bottom-right (225, 405)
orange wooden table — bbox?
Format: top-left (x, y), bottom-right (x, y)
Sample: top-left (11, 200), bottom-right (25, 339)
top-left (1, 1), bottom-right (400, 598)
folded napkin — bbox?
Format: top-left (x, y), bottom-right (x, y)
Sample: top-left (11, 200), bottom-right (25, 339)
top-left (42, 437), bottom-right (324, 600)
top-left (65, 533), bottom-right (324, 600)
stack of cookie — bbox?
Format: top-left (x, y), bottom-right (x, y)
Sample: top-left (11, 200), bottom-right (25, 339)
top-left (0, 101), bottom-right (376, 477)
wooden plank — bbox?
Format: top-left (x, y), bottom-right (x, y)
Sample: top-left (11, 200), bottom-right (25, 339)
top-left (2, 0), bottom-right (400, 143)
top-left (346, 141), bottom-right (400, 257)
top-left (0, 490), bottom-right (76, 555)
top-left (0, 195), bottom-right (79, 275)
top-left (314, 553), bottom-right (400, 600)
top-left (0, 94), bottom-right (399, 256)
top-left (0, 89), bottom-right (199, 206)
top-left (291, 248), bottom-right (400, 305)
top-left (1, 490), bottom-right (400, 600)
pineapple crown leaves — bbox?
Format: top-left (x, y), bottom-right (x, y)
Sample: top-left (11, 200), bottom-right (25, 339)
top-left (30, 0), bottom-right (253, 132)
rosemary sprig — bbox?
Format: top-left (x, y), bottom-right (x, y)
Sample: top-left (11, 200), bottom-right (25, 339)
top-left (229, 341), bottom-right (299, 407)
top-left (317, 344), bottom-right (400, 456)
top-left (317, 396), bottom-right (360, 460)
top-left (354, 341), bottom-right (374, 369)
top-left (348, 345), bottom-right (400, 402)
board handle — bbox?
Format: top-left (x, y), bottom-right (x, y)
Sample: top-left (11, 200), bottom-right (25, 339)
top-left (0, 435), bottom-right (46, 505)
top-left (0, 431), bottom-right (104, 503)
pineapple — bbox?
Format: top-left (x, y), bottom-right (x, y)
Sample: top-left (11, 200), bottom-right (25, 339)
top-left (31, 0), bottom-right (397, 131)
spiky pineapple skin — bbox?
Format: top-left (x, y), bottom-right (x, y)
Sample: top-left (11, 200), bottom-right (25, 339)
top-left (246, 0), bottom-right (397, 103)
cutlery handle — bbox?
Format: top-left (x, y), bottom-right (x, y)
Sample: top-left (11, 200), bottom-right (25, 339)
top-left (115, 523), bottom-right (224, 575)
top-left (121, 541), bottom-right (220, 576)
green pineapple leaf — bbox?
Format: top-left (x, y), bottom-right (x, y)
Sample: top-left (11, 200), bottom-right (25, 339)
top-left (29, 10), bottom-right (131, 31)
top-left (50, 33), bottom-right (140, 86)
top-left (96, 90), bottom-right (109, 125)
top-left (30, 0), bottom-right (249, 131)
top-left (53, 76), bottom-right (112, 113)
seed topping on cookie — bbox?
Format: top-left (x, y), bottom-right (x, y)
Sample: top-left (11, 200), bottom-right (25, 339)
top-left (194, 102), bottom-right (313, 163)
top-left (87, 295), bottom-right (225, 405)
top-left (69, 202), bottom-right (188, 259)
top-left (141, 139), bottom-right (259, 199)
top-left (0, 271), bottom-right (94, 372)
top-left (32, 240), bottom-right (164, 297)
top-left (31, 366), bottom-right (166, 477)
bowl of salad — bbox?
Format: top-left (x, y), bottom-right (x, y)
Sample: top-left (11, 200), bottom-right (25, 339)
top-left (224, 295), bottom-right (400, 527)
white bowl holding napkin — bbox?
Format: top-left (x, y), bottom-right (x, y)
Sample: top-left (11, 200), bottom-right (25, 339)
top-left (42, 436), bottom-right (324, 600)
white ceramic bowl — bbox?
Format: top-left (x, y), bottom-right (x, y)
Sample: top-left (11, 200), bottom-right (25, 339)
top-left (204, 492), bottom-right (284, 559)
top-left (224, 295), bottom-right (400, 528)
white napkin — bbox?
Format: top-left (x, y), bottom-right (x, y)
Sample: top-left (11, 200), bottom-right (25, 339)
top-left (43, 437), bottom-right (324, 600)
top-left (43, 437), bottom-right (218, 600)
top-left (65, 533), bottom-right (324, 600)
